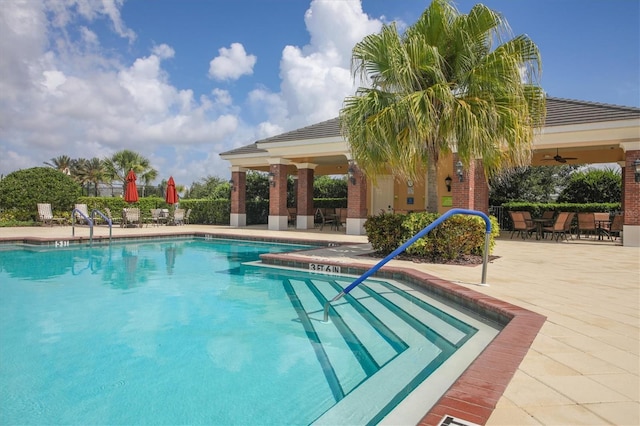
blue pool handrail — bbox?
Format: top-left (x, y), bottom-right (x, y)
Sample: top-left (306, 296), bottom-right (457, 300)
top-left (323, 208), bottom-right (492, 322)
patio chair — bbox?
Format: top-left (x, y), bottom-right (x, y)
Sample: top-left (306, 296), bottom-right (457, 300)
top-left (508, 211), bottom-right (535, 239)
top-left (174, 208), bottom-right (186, 225)
top-left (316, 207), bottom-right (336, 230)
top-left (540, 210), bottom-right (555, 226)
top-left (287, 207), bottom-right (297, 227)
top-left (543, 212), bottom-right (575, 241)
top-left (336, 207), bottom-right (348, 230)
top-left (123, 208), bottom-right (141, 228)
top-left (184, 208), bottom-right (192, 224)
top-left (150, 208), bottom-right (167, 226)
top-left (37, 203), bottom-right (65, 226)
top-left (577, 213), bottom-right (597, 239)
top-left (74, 203), bottom-right (90, 225)
top-left (104, 208), bottom-right (121, 227)
top-left (593, 212), bottom-right (611, 237)
top-left (608, 214), bottom-right (623, 240)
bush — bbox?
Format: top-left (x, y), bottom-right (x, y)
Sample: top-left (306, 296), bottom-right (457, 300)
top-left (0, 167), bottom-right (82, 220)
top-left (364, 211), bottom-right (499, 263)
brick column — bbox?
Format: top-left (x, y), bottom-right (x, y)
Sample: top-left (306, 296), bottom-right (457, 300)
top-left (296, 166), bottom-right (316, 229)
top-left (621, 148), bottom-right (640, 246)
top-left (452, 155), bottom-right (475, 210)
top-left (472, 160), bottom-right (489, 214)
top-left (230, 168), bottom-right (246, 227)
top-left (346, 164), bottom-right (368, 235)
top-left (268, 162), bottom-right (289, 230)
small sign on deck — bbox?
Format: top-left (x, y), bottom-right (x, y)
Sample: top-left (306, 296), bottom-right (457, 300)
top-left (309, 263), bottom-right (341, 274)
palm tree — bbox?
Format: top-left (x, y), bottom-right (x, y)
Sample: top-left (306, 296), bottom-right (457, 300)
top-left (44, 155), bottom-right (73, 175)
top-left (104, 150), bottom-right (158, 198)
top-left (340, 0), bottom-right (546, 212)
top-left (76, 157), bottom-right (106, 196)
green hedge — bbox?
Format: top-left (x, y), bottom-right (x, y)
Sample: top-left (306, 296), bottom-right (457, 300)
top-left (364, 211), bottom-right (499, 262)
top-left (502, 202), bottom-right (621, 217)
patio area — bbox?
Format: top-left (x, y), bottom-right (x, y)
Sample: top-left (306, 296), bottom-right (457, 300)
top-left (1, 224), bottom-right (638, 425)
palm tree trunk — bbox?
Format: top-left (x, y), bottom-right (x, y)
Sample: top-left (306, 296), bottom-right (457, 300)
top-left (426, 161), bottom-right (438, 213)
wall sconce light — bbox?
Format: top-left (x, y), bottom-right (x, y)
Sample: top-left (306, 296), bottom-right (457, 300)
top-left (444, 175), bottom-right (452, 192)
top-left (634, 158), bottom-right (640, 183)
top-left (268, 171), bottom-right (276, 187)
top-left (228, 178), bottom-right (235, 192)
top-left (455, 160), bottom-right (464, 182)
top-left (347, 161), bottom-right (356, 185)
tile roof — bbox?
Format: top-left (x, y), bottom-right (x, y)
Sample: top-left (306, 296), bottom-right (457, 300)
top-left (220, 97), bottom-right (640, 157)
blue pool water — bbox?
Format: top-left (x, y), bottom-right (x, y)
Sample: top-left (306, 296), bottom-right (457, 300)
top-left (0, 238), bottom-right (497, 425)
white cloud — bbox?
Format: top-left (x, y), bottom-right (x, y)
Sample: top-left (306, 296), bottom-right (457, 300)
top-left (208, 43), bottom-right (257, 81)
top-left (0, 0), bottom-right (386, 185)
top-left (253, 0), bottom-right (382, 132)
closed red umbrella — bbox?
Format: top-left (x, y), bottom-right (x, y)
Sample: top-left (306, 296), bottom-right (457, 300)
top-left (124, 169), bottom-right (139, 203)
top-left (165, 176), bottom-right (178, 205)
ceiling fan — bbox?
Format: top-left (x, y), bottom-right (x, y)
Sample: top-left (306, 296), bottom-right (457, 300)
top-left (542, 148), bottom-right (578, 163)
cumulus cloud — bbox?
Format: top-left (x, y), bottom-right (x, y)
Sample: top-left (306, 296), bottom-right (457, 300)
top-left (252, 0), bottom-right (382, 132)
top-left (0, 0), bottom-right (386, 185)
top-left (208, 43), bottom-right (257, 81)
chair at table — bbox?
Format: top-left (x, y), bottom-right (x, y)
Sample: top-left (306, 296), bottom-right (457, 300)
top-left (104, 208), bottom-right (121, 227)
top-left (508, 211), bottom-right (535, 239)
top-left (543, 212), bottom-right (575, 241)
top-left (316, 208), bottom-right (336, 230)
top-left (577, 213), bottom-right (597, 239)
top-left (336, 207), bottom-right (348, 230)
top-left (540, 210), bottom-right (555, 226)
top-left (594, 212), bottom-right (611, 238)
top-left (287, 207), bottom-right (297, 227)
top-left (608, 214), bottom-right (623, 240)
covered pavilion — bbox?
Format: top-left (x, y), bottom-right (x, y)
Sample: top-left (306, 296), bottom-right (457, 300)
top-left (220, 97), bottom-right (640, 246)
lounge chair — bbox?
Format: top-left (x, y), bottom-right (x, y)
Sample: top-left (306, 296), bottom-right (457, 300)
top-left (74, 203), bottom-right (90, 225)
top-left (123, 208), bottom-right (141, 228)
top-left (104, 208), bottom-right (120, 227)
top-left (315, 207), bottom-right (336, 230)
top-left (150, 208), bottom-right (167, 226)
top-left (543, 212), bottom-right (575, 241)
top-left (508, 211), bottom-right (535, 239)
top-left (184, 208), bottom-right (192, 224)
top-left (37, 203), bottom-right (65, 226)
top-left (174, 208), bottom-right (186, 225)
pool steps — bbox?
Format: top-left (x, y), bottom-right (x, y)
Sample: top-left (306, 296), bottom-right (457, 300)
top-left (283, 276), bottom-right (477, 425)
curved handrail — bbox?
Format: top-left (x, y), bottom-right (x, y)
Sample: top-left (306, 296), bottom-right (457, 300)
top-left (71, 208), bottom-right (94, 243)
top-left (91, 209), bottom-right (112, 242)
top-left (323, 208), bottom-right (492, 322)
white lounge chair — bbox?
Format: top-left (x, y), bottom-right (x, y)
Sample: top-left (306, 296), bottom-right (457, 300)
top-left (37, 203), bottom-right (65, 226)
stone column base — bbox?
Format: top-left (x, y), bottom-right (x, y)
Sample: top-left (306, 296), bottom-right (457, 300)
top-left (268, 215), bottom-right (288, 231)
top-left (296, 215), bottom-right (315, 230)
top-left (346, 218), bottom-right (367, 236)
top-left (622, 225), bottom-right (640, 247)
top-left (230, 213), bottom-right (246, 228)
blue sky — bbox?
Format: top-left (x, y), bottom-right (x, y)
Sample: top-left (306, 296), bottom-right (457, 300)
top-left (1, 0), bottom-right (638, 188)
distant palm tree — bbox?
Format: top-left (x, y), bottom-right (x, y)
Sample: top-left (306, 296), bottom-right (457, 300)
top-left (76, 157), bottom-right (106, 196)
top-left (44, 155), bottom-right (73, 176)
top-left (104, 150), bottom-right (158, 198)
top-left (340, 0), bottom-right (546, 212)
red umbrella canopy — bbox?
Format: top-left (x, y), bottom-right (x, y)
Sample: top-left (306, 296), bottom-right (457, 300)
top-left (124, 169), bottom-right (139, 203)
top-left (165, 176), bottom-right (178, 205)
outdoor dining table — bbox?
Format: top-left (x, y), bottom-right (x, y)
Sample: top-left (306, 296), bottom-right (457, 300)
top-left (531, 218), bottom-right (549, 240)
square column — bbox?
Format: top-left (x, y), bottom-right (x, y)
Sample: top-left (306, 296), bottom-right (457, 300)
top-left (230, 169), bottom-right (246, 227)
top-left (451, 156), bottom-right (489, 214)
top-left (346, 164), bottom-right (368, 235)
top-left (268, 162), bottom-right (289, 230)
top-left (622, 147), bottom-right (640, 246)
top-left (296, 166), bottom-right (316, 229)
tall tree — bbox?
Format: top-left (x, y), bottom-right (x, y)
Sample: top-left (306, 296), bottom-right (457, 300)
top-left (557, 168), bottom-right (621, 204)
top-left (103, 150), bottom-right (158, 198)
top-left (43, 155), bottom-right (73, 175)
top-left (76, 157), bottom-right (106, 196)
top-left (340, 0), bottom-right (545, 212)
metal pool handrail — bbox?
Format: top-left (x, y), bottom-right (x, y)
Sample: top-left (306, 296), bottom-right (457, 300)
top-left (91, 209), bottom-right (112, 243)
top-left (71, 208), bottom-right (94, 242)
top-left (323, 208), bottom-right (492, 322)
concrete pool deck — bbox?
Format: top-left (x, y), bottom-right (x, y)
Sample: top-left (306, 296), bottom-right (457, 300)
top-left (1, 224), bottom-right (638, 425)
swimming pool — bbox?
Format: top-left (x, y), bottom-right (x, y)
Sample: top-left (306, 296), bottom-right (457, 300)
top-left (0, 238), bottom-right (500, 425)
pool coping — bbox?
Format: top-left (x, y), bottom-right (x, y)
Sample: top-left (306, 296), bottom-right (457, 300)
top-left (2, 232), bottom-right (546, 425)
top-left (260, 251), bottom-right (546, 426)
